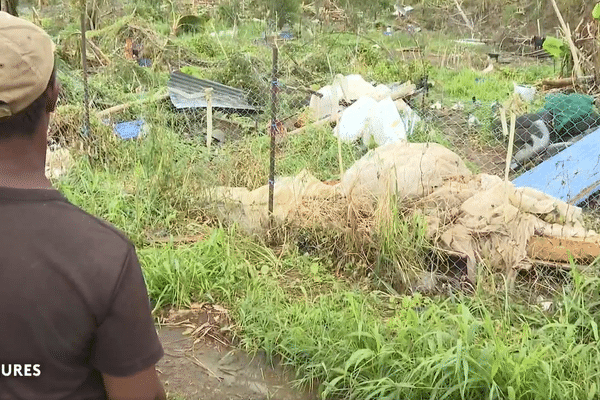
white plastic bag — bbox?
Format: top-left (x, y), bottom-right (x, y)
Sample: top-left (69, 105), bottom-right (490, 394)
top-left (363, 97), bottom-right (407, 146)
top-left (336, 74), bottom-right (377, 101)
top-left (309, 83), bottom-right (344, 120)
top-left (334, 96), bottom-right (378, 142)
top-left (513, 82), bottom-right (536, 102)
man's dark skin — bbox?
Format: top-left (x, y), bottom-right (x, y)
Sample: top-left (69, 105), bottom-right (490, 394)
top-left (0, 73), bottom-right (167, 400)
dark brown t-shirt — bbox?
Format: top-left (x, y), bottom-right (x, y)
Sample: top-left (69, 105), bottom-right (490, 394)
top-left (0, 187), bottom-right (164, 399)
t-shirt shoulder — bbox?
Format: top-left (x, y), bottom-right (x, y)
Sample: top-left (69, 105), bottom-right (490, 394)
top-left (59, 200), bottom-right (134, 246)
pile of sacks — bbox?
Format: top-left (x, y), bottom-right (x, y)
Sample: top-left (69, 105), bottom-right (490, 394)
top-left (209, 141), bottom-right (599, 281)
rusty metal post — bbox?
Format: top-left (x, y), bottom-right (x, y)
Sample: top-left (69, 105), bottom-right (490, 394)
top-left (80, 1), bottom-right (90, 138)
top-left (268, 44), bottom-right (279, 227)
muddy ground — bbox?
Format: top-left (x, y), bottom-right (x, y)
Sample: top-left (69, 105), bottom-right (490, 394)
top-left (157, 327), bottom-right (316, 400)
top-left (156, 304), bottom-right (317, 400)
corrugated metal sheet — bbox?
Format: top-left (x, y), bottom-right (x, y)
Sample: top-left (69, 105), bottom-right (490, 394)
top-left (512, 126), bottom-right (600, 206)
top-left (167, 71), bottom-right (258, 112)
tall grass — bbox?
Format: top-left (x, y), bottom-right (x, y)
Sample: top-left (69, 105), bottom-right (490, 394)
top-left (432, 65), bottom-right (556, 104)
top-left (55, 105), bottom-right (214, 245)
top-left (139, 228), bottom-right (276, 309)
top-left (236, 267), bottom-right (600, 400)
top-left (136, 231), bottom-right (600, 400)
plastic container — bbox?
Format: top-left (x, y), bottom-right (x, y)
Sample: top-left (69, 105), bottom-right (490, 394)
top-left (513, 82), bottom-right (536, 102)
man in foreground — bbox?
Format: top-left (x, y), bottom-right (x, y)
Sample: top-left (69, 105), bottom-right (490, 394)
top-left (0, 11), bottom-right (166, 400)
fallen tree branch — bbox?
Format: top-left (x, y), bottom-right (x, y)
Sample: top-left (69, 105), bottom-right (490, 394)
top-left (86, 38), bottom-right (111, 66)
top-left (287, 113), bottom-right (339, 136)
top-left (398, 47), bottom-right (421, 52)
top-left (453, 0), bottom-right (473, 35)
top-left (149, 234), bottom-right (207, 245)
top-left (97, 92), bottom-right (169, 118)
top-left (542, 75), bottom-right (594, 89)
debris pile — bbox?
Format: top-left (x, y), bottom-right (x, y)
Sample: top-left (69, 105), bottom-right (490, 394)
top-left (491, 93), bottom-right (600, 170)
top-left (46, 146), bottom-right (72, 180)
top-left (209, 141), bottom-right (600, 283)
top-left (512, 127), bottom-right (600, 206)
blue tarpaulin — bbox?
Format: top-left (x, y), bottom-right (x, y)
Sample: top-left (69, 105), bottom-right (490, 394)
top-left (512, 126), bottom-right (600, 205)
top-left (114, 120), bottom-right (145, 140)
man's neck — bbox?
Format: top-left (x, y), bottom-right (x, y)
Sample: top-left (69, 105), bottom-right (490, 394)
top-left (0, 132), bottom-right (52, 190)
top-left (0, 167), bottom-right (53, 190)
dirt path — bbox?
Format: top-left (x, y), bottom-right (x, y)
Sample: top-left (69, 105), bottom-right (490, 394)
top-left (157, 326), bottom-right (317, 400)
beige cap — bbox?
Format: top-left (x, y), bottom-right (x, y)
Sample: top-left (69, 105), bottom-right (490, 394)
top-left (0, 11), bottom-right (55, 119)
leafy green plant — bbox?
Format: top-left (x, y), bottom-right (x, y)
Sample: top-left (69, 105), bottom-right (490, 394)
top-left (543, 36), bottom-right (568, 60)
top-left (593, 3), bottom-right (600, 20)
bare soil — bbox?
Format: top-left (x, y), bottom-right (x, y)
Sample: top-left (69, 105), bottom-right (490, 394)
top-left (156, 304), bottom-right (317, 400)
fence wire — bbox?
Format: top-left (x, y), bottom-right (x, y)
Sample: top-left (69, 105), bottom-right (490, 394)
top-left (40, 0), bottom-right (600, 294)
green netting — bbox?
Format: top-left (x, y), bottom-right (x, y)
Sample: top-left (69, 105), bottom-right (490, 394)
top-left (542, 93), bottom-right (595, 134)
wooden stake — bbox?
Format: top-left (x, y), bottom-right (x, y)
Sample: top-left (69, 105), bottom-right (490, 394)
top-left (268, 45), bottom-right (279, 227)
top-left (205, 88), bottom-right (213, 148)
top-left (499, 106), bottom-right (508, 138)
top-left (504, 112), bottom-right (517, 206)
top-left (337, 135), bottom-right (344, 178)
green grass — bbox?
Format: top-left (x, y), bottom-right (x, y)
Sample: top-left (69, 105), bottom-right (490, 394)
top-left (238, 272), bottom-right (600, 400)
top-left (431, 65), bottom-right (555, 105)
top-left (131, 225), bottom-right (600, 400)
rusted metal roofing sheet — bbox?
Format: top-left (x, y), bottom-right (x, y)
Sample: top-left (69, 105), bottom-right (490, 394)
top-left (167, 70), bottom-right (258, 112)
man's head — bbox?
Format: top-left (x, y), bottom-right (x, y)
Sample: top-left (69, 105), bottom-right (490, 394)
top-left (0, 11), bottom-right (58, 140)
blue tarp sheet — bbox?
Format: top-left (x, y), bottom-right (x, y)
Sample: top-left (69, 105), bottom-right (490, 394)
top-left (114, 120), bottom-right (145, 140)
top-left (512, 126), bottom-right (600, 205)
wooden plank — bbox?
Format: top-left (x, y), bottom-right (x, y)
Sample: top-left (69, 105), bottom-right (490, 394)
top-left (97, 93), bottom-right (169, 118)
top-left (527, 236), bottom-right (600, 263)
top-left (530, 259), bottom-right (572, 270)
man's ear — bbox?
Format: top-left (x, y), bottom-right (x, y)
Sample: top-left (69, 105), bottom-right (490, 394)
top-left (46, 80), bottom-right (59, 113)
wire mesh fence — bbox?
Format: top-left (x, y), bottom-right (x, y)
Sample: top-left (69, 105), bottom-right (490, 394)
top-left (155, 37), bottom-right (600, 287)
top-left (39, 0), bottom-right (600, 293)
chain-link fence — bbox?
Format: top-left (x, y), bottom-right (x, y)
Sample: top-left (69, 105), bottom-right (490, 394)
top-left (41, 0), bottom-right (600, 294)
top-left (132, 33), bottom-right (600, 291)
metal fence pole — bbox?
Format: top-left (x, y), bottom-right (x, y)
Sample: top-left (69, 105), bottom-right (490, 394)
top-left (268, 44), bottom-right (279, 227)
top-left (80, 1), bottom-right (90, 138)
